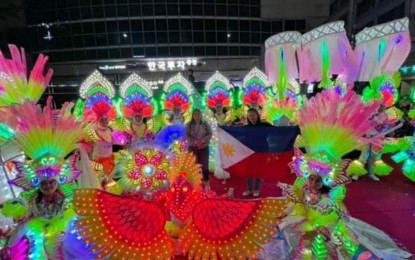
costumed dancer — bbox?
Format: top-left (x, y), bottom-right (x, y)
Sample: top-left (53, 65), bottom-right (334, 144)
top-left (79, 70), bottom-right (118, 189)
top-left (204, 71), bottom-right (233, 182)
top-left (263, 88), bottom-right (411, 259)
top-left (264, 32), bottom-right (303, 126)
top-left (350, 18), bottom-right (411, 180)
top-left (162, 73), bottom-right (195, 126)
top-left (68, 151), bottom-right (288, 259)
top-left (205, 71), bottom-right (234, 126)
top-left (0, 98), bottom-right (86, 260)
top-left (119, 73), bottom-right (155, 148)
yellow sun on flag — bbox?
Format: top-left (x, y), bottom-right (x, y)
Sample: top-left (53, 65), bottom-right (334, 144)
top-left (222, 143), bottom-right (235, 157)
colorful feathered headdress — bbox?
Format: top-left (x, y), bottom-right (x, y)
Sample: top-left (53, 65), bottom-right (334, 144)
top-left (9, 97), bottom-right (85, 189)
top-left (120, 73), bottom-right (154, 118)
top-left (362, 72), bottom-right (401, 108)
top-left (163, 73), bottom-right (194, 112)
top-left (242, 67), bottom-right (269, 107)
top-left (292, 88), bottom-right (381, 185)
top-left (79, 70), bottom-right (116, 121)
top-left (205, 71), bottom-right (233, 109)
top-left (0, 44), bottom-right (52, 107)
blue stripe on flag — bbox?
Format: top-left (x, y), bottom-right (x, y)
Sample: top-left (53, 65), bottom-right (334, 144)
top-left (220, 126), bottom-right (300, 153)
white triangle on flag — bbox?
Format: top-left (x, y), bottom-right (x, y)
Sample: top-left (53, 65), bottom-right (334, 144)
top-left (217, 128), bottom-right (255, 169)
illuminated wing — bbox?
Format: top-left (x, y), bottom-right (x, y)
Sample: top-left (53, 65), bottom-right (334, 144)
top-left (179, 198), bottom-right (287, 259)
top-left (278, 182), bottom-right (303, 204)
top-left (74, 189), bottom-right (172, 259)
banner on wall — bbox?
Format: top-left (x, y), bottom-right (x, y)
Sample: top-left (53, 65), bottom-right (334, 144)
top-left (217, 126), bottom-right (299, 180)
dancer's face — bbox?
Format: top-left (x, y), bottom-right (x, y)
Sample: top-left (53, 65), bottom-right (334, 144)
top-left (40, 179), bottom-right (58, 195)
top-left (308, 174), bottom-right (323, 192)
top-left (133, 114), bottom-right (143, 124)
top-left (99, 117), bottom-right (109, 127)
top-left (173, 107), bottom-right (181, 117)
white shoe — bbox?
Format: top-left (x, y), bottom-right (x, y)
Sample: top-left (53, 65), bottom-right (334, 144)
top-left (351, 175), bottom-right (359, 181)
top-left (227, 188), bottom-right (234, 198)
top-left (242, 190), bottom-right (252, 196)
top-left (369, 175), bottom-right (380, 181)
top-left (253, 190), bottom-right (260, 197)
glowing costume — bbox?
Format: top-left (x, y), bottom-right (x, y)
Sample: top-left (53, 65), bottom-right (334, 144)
top-left (0, 44), bottom-right (53, 145)
top-left (119, 73), bottom-right (155, 147)
top-left (162, 73), bottom-right (194, 126)
top-left (66, 152), bottom-right (288, 259)
top-left (1, 98), bottom-right (85, 260)
top-left (79, 70), bottom-right (118, 187)
top-left (264, 32), bottom-right (303, 125)
top-left (205, 71), bottom-right (233, 126)
top-left (265, 88), bottom-right (411, 259)
top-left (349, 18), bottom-right (411, 180)
top-left (241, 67), bottom-right (270, 117)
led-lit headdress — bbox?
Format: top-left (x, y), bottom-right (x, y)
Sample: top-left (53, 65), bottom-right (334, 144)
top-left (120, 73), bottom-right (154, 119)
top-left (291, 89), bottom-right (381, 186)
top-left (299, 21), bottom-right (358, 87)
top-left (79, 70), bottom-right (116, 121)
top-left (362, 72), bottom-right (401, 108)
top-left (205, 71), bottom-right (233, 109)
top-left (10, 97), bottom-right (85, 190)
top-left (242, 67), bottom-right (269, 108)
top-left (0, 45), bottom-right (52, 145)
top-left (163, 73), bottom-right (194, 112)
top-left (0, 44), bottom-right (53, 107)
top-left (355, 18), bottom-right (410, 82)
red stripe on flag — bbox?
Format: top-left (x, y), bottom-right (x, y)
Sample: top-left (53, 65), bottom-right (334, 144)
top-left (224, 151), bottom-right (294, 181)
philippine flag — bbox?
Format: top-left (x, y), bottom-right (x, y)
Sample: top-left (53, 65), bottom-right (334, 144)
top-left (218, 126), bottom-right (299, 180)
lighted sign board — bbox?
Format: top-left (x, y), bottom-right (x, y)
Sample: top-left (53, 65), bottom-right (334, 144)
top-left (98, 65), bottom-right (127, 70)
top-left (147, 59), bottom-right (198, 71)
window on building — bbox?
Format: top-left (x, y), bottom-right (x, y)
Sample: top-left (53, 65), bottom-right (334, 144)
top-left (158, 47), bottom-right (169, 57)
top-left (98, 49), bottom-right (109, 59)
top-left (167, 4), bottom-right (179, 15)
top-left (180, 4), bottom-right (191, 15)
top-left (92, 6), bottom-right (105, 18)
top-left (206, 32), bottom-right (216, 43)
top-left (206, 46), bottom-right (217, 56)
top-left (121, 48), bottom-right (132, 58)
top-left (169, 46), bottom-right (181, 56)
top-left (80, 7), bottom-right (92, 19)
top-left (130, 5), bottom-right (141, 16)
top-left (181, 19), bottom-right (192, 31)
top-left (155, 4), bottom-right (167, 15)
top-left (193, 32), bottom-right (204, 43)
top-left (144, 32), bottom-right (156, 44)
top-left (132, 32), bottom-right (144, 44)
top-left (104, 6), bottom-right (116, 17)
top-left (169, 31), bottom-right (180, 43)
top-left (192, 4), bottom-right (203, 16)
top-left (106, 21), bottom-right (118, 33)
top-left (143, 20), bottom-right (155, 31)
top-left (168, 19), bottom-right (180, 30)
top-left (146, 47), bottom-right (157, 57)
top-left (131, 19), bottom-right (143, 31)
top-left (228, 5), bottom-right (238, 16)
top-left (182, 46), bottom-right (193, 56)
top-left (157, 32), bottom-right (169, 43)
top-left (142, 4), bottom-right (155, 16)
top-left (240, 20), bottom-right (250, 31)
top-left (117, 5), bottom-right (129, 16)
top-left (109, 48), bottom-right (121, 58)
top-left (205, 19), bottom-right (216, 31)
top-left (85, 50), bottom-right (97, 60)
top-left (216, 5), bottom-right (227, 16)
top-left (181, 32), bottom-right (192, 43)
top-left (194, 46), bottom-right (205, 56)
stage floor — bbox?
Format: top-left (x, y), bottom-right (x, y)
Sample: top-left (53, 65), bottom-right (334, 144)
top-left (209, 161), bottom-right (415, 254)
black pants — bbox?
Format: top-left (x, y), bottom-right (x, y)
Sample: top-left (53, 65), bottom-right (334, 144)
top-left (190, 146), bottom-right (210, 181)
